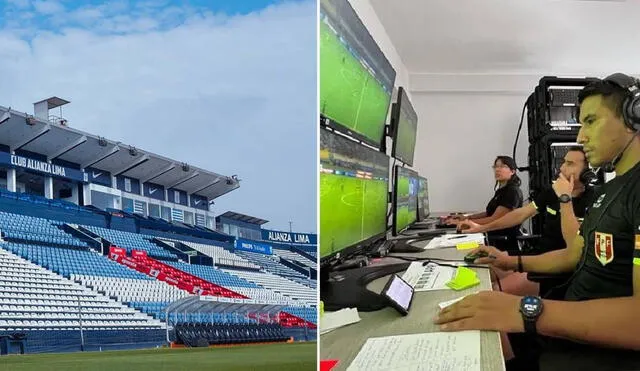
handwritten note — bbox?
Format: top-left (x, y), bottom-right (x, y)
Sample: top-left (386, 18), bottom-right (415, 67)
top-left (346, 331), bottom-right (481, 371)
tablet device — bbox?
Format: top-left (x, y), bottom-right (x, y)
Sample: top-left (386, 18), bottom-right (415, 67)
top-left (381, 274), bottom-right (414, 315)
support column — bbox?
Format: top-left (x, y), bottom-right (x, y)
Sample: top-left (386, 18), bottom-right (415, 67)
top-left (45, 176), bottom-right (53, 199)
top-left (7, 168), bottom-right (16, 192)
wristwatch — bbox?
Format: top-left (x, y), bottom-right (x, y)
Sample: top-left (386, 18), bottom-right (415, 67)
top-left (520, 296), bottom-right (544, 334)
top-left (558, 194), bottom-right (571, 203)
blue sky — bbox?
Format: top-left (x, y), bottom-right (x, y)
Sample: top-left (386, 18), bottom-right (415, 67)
top-left (0, 0), bottom-right (317, 233)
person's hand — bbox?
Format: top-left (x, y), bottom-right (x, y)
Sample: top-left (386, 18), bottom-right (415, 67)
top-left (552, 173), bottom-right (574, 198)
top-left (433, 291), bottom-right (524, 333)
top-left (467, 245), bottom-right (515, 271)
top-left (444, 214), bottom-right (466, 225)
top-left (458, 219), bottom-right (483, 233)
top-left (443, 216), bottom-right (459, 225)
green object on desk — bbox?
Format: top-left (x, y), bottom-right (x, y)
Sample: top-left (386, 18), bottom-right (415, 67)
top-left (446, 266), bottom-right (480, 291)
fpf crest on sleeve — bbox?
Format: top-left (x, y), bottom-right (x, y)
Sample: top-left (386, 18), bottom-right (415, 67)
top-left (595, 231), bottom-right (614, 266)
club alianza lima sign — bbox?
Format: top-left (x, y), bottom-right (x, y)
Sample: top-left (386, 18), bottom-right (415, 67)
top-left (0, 151), bottom-right (88, 183)
top-left (261, 229), bottom-right (317, 245)
top-left (12, 155), bottom-right (67, 177)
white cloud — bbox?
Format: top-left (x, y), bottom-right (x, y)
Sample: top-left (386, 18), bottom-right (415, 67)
top-left (0, 1), bottom-right (317, 233)
top-left (7, 0), bottom-right (30, 9)
top-left (33, 0), bottom-right (64, 15)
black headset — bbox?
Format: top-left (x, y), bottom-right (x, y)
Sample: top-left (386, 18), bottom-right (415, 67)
top-left (579, 166), bottom-right (597, 186)
top-left (556, 147), bottom-right (596, 186)
top-left (603, 73), bottom-right (640, 132)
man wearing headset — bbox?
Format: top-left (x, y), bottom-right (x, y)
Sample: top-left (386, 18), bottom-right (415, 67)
top-left (434, 73), bottom-right (640, 370)
top-left (458, 147), bottom-right (597, 295)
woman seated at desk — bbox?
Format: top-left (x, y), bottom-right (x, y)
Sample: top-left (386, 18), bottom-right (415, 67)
top-left (445, 155), bottom-right (524, 252)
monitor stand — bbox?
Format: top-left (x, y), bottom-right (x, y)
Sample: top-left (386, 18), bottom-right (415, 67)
top-left (320, 262), bottom-right (411, 312)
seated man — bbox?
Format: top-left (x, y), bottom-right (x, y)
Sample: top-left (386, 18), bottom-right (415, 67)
top-left (434, 74), bottom-right (640, 371)
top-left (459, 147), bottom-right (597, 296)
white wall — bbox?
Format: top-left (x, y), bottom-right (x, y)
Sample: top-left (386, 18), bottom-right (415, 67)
top-left (409, 73), bottom-right (541, 213)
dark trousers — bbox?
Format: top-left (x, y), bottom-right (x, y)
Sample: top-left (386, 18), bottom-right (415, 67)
top-left (507, 333), bottom-right (640, 371)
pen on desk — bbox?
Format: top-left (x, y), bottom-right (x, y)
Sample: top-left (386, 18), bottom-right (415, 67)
top-left (447, 235), bottom-right (467, 240)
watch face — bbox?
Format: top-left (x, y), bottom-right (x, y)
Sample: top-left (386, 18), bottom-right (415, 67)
top-left (521, 296), bottom-right (542, 317)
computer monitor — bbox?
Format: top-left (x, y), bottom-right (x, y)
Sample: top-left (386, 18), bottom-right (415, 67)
top-left (320, 128), bottom-right (390, 262)
top-left (391, 87), bottom-right (418, 166)
top-left (392, 166), bottom-right (419, 236)
top-left (417, 176), bottom-right (430, 221)
top-left (319, 0), bottom-right (396, 149)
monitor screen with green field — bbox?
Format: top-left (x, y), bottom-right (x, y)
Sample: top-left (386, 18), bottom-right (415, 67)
top-left (417, 176), bottom-right (430, 221)
top-left (319, 0), bottom-right (396, 149)
top-left (320, 128), bottom-right (389, 260)
top-left (393, 166), bottom-right (418, 235)
top-left (391, 87), bottom-right (418, 166)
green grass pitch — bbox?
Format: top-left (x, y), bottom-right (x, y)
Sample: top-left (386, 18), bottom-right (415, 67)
top-left (0, 342), bottom-right (316, 371)
top-left (320, 173), bottom-right (387, 258)
top-left (319, 21), bottom-right (390, 145)
top-left (395, 206), bottom-right (416, 233)
top-left (396, 115), bottom-right (417, 163)
top-left (397, 176), bottom-right (410, 198)
top-left (395, 175), bottom-right (416, 232)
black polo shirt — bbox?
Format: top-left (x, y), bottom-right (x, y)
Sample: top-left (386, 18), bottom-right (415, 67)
top-left (565, 161), bottom-right (640, 301)
top-left (529, 162), bottom-right (640, 370)
top-left (531, 187), bottom-right (597, 254)
top-left (485, 183), bottom-right (523, 251)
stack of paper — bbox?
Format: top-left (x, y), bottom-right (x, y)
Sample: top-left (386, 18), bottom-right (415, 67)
top-left (401, 262), bottom-right (455, 292)
top-left (424, 233), bottom-right (485, 250)
top-left (346, 331), bottom-right (481, 371)
top-left (445, 267), bottom-right (480, 291)
top-left (320, 308), bottom-right (361, 335)
top-left (438, 296), bottom-right (467, 309)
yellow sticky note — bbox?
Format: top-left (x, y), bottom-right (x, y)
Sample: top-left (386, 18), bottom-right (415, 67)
top-left (456, 241), bottom-right (479, 250)
top-left (446, 267), bottom-right (480, 291)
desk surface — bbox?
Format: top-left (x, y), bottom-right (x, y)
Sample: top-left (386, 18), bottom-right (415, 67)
top-left (320, 245), bottom-right (506, 371)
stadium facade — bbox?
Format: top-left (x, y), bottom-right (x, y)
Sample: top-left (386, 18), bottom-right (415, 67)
top-left (0, 100), bottom-right (317, 354)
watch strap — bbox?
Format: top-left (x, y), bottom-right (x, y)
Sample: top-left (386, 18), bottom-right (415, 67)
top-left (523, 318), bottom-right (537, 334)
top-left (517, 255), bottom-right (523, 273)
top-left (559, 194), bottom-right (572, 203)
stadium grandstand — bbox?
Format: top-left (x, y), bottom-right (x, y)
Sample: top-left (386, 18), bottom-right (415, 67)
top-left (0, 100), bottom-right (317, 355)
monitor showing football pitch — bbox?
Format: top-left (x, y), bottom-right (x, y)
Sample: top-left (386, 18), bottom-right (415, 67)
top-left (320, 128), bottom-right (390, 260)
top-left (393, 166), bottom-right (418, 235)
top-left (320, 0), bottom-right (396, 149)
top-left (417, 176), bottom-right (430, 221)
top-left (391, 87), bottom-right (418, 166)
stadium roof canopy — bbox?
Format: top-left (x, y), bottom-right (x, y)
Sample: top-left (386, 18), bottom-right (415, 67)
top-left (0, 104), bottom-right (239, 200)
top-left (217, 211), bottom-right (269, 225)
top-left (165, 296), bottom-right (289, 314)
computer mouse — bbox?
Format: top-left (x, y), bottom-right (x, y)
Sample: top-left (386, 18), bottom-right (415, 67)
top-left (464, 251), bottom-right (489, 263)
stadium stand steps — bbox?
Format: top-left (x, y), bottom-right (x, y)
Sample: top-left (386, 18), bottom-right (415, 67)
top-left (111, 253), bottom-right (247, 299)
top-left (150, 238), bottom-right (213, 266)
top-left (167, 239), bottom-right (261, 271)
top-left (0, 189), bottom-right (107, 228)
top-left (290, 246), bottom-right (316, 262)
top-left (81, 226), bottom-right (178, 261)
